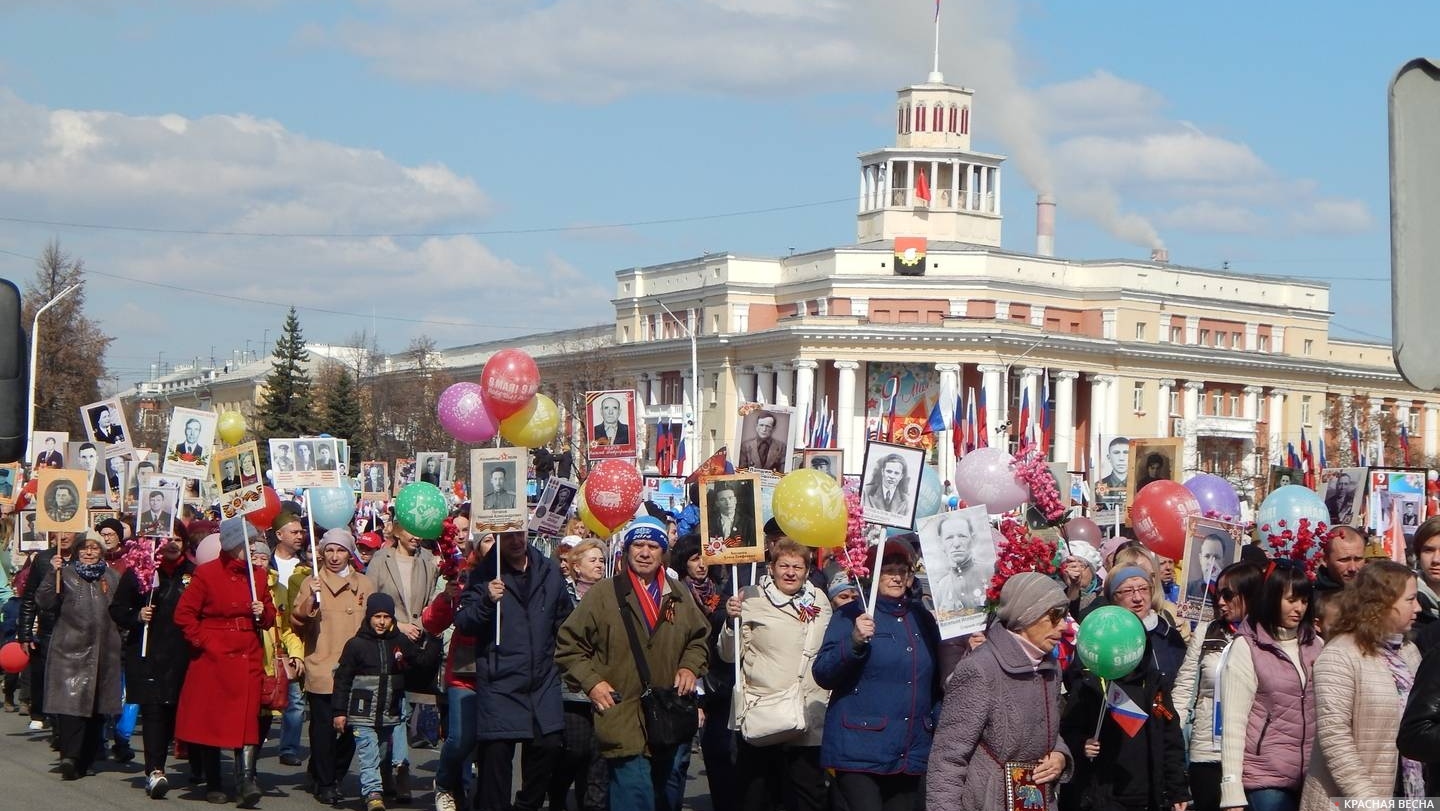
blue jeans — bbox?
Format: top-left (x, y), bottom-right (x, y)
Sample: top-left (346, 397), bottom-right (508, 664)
top-left (0, 597), bottom-right (18, 643)
top-left (354, 724), bottom-right (394, 798)
top-left (609, 745), bottom-right (687, 811)
top-left (435, 686), bottom-right (476, 792)
top-left (1247, 788), bottom-right (1299, 811)
top-left (388, 700), bottom-right (411, 766)
top-left (279, 680), bottom-right (305, 757)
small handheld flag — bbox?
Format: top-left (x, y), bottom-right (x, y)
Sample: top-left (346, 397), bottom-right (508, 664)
top-left (1105, 682), bottom-right (1149, 738)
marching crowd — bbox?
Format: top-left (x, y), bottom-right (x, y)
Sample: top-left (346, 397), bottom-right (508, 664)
top-left (5, 492), bottom-right (1440, 811)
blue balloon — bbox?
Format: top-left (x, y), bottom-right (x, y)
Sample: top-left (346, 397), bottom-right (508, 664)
top-left (1256, 485), bottom-right (1328, 557)
top-left (309, 484), bottom-right (357, 530)
top-left (916, 465), bottom-right (944, 519)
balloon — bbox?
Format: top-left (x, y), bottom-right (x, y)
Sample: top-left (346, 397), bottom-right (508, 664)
top-left (310, 484), bottom-right (357, 530)
top-left (1184, 473), bottom-right (1242, 521)
top-left (576, 484), bottom-right (614, 540)
top-left (0, 641), bottom-right (29, 674)
top-left (916, 465), bottom-right (944, 519)
top-left (195, 533), bottom-right (221, 565)
top-left (947, 495), bottom-right (959, 510)
top-left (585, 459), bottom-right (644, 531)
top-left (217, 411), bottom-right (246, 446)
top-left (395, 482), bottom-right (449, 539)
top-left (498, 393), bottom-right (560, 448)
top-left (772, 469), bottom-right (848, 547)
top-left (1061, 517), bottom-right (1102, 545)
top-left (436, 382), bottom-right (498, 444)
top-left (953, 447), bottom-right (1028, 513)
top-left (245, 486), bottom-right (282, 531)
top-left (1129, 480), bottom-right (1203, 560)
top-left (1077, 605), bottom-right (1148, 679)
top-left (481, 348), bottom-right (541, 421)
top-left (1257, 485), bottom-right (1330, 555)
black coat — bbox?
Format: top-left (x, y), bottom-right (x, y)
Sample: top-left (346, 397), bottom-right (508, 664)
top-left (1399, 644), bottom-right (1440, 795)
top-left (17, 547), bottom-right (61, 642)
top-left (109, 561), bottom-right (196, 705)
top-left (454, 545), bottom-right (572, 741)
top-left (333, 626), bottom-right (436, 729)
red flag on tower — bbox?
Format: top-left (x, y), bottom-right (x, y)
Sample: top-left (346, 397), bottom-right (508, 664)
top-left (914, 169), bottom-right (931, 205)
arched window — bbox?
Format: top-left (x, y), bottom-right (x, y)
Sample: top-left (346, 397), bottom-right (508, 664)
top-left (961, 106), bottom-right (970, 135)
top-left (902, 104), bottom-right (911, 133)
top-left (932, 104), bottom-right (942, 131)
top-left (949, 104), bottom-right (958, 133)
top-left (897, 105), bottom-right (905, 134)
top-left (915, 102), bottom-right (927, 132)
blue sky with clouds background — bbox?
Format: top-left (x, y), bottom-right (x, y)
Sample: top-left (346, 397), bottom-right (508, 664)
top-left (0, 1), bottom-right (1429, 385)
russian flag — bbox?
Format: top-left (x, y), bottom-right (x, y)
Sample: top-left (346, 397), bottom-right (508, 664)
top-left (1018, 387), bottom-right (1031, 450)
top-left (952, 389), bottom-right (965, 459)
top-left (1286, 442), bottom-right (1301, 471)
top-left (676, 428), bottom-right (686, 468)
top-left (1402, 424), bottom-right (1412, 466)
top-left (656, 417), bottom-right (673, 476)
top-left (1106, 682), bottom-right (1149, 738)
top-left (1318, 435), bottom-right (1328, 471)
top-left (926, 399), bottom-right (947, 435)
top-left (975, 385), bottom-right (989, 448)
top-left (1039, 372), bottom-right (1052, 455)
top-left (1350, 420), bottom-right (1362, 466)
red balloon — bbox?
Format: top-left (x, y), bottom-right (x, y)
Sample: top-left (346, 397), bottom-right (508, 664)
top-left (246, 486), bottom-right (283, 531)
top-left (584, 459), bottom-right (644, 531)
top-left (1061, 517), bottom-right (1102, 545)
top-left (0, 641), bottom-right (29, 674)
top-left (1129, 480), bottom-right (1203, 560)
top-left (480, 349), bottom-right (541, 421)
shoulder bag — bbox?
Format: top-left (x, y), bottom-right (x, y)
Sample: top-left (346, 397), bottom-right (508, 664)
top-left (737, 604), bottom-right (819, 746)
top-left (615, 574), bottom-right (698, 749)
top-left (259, 626), bottom-right (291, 711)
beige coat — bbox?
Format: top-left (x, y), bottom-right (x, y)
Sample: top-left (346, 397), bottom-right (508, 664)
top-left (719, 580), bottom-right (831, 748)
top-left (289, 567), bottom-right (376, 695)
top-left (1299, 634), bottom-right (1420, 810)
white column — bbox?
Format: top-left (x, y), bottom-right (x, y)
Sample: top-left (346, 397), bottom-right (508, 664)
top-left (739, 366), bottom-right (758, 404)
top-left (1243, 385), bottom-right (1262, 421)
top-left (755, 366), bottom-right (775, 405)
top-left (979, 364), bottom-right (1004, 446)
top-left (794, 360), bottom-right (817, 431)
top-left (637, 373), bottom-right (652, 408)
top-left (935, 363), bottom-right (960, 482)
top-left (1268, 389), bottom-right (1286, 464)
top-left (835, 361), bottom-right (860, 473)
top-left (1426, 405), bottom-right (1439, 459)
top-left (1183, 382), bottom-right (1204, 473)
top-left (1088, 374), bottom-right (1113, 477)
top-left (1157, 379), bottom-right (1175, 437)
top-left (773, 363), bottom-right (794, 409)
top-left (1020, 367), bottom-right (1043, 447)
top-left (1054, 371), bottom-right (1078, 466)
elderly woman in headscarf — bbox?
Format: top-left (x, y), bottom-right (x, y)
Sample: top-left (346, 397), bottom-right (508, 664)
top-left (928, 573), bottom-right (1073, 810)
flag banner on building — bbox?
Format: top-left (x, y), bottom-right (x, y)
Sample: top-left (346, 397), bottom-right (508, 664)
top-left (1106, 682), bottom-right (1149, 738)
top-left (913, 170), bottom-right (931, 206)
top-left (894, 236), bottom-right (927, 276)
top-left (685, 447), bottom-right (728, 484)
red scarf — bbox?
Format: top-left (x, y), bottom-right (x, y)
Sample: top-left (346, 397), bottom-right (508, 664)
top-left (627, 569), bottom-right (663, 632)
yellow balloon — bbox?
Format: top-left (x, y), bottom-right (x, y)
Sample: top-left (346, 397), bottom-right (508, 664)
top-left (498, 393), bottom-right (559, 448)
top-left (217, 411), bottom-right (246, 446)
top-left (772, 469), bottom-right (848, 547)
top-left (576, 483), bottom-right (613, 539)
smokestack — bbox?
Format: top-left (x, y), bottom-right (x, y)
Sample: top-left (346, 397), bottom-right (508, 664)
top-left (1150, 248), bottom-right (1169, 263)
top-left (1036, 194), bottom-right (1056, 257)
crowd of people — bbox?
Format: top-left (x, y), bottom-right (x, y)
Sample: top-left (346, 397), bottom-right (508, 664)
top-left (5, 484), bottom-right (1440, 811)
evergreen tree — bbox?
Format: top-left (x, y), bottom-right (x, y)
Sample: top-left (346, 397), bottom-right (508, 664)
top-left (258, 308), bottom-right (315, 437)
top-left (321, 367), bottom-right (365, 462)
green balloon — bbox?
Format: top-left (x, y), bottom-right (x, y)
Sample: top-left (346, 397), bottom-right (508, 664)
top-left (1076, 605), bottom-right (1147, 679)
top-left (394, 482), bottom-right (448, 539)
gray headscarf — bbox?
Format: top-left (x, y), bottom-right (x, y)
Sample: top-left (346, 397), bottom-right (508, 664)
top-left (995, 572), bottom-right (1068, 631)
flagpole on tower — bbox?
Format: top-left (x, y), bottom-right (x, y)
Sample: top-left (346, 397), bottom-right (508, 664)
top-left (930, 0), bottom-right (943, 81)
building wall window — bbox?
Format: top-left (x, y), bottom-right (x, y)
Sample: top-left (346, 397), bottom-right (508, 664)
top-left (932, 105), bottom-right (942, 131)
top-left (732, 304), bottom-right (749, 333)
top-left (961, 106), bottom-right (970, 134)
top-left (915, 103), bottom-right (927, 132)
top-left (1230, 394), bottom-right (1240, 416)
top-left (1132, 382), bottom-right (1145, 412)
top-left (1199, 329), bottom-right (1211, 346)
top-left (1303, 339), bottom-right (1314, 356)
top-left (1170, 325), bottom-right (1183, 343)
top-left (1233, 331), bottom-right (1243, 348)
top-left (949, 104), bottom-right (958, 132)
top-left (1258, 335), bottom-right (1270, 352)
top-left (1301, 395), bottom-right (1312, 425)
top-left (1409, 411), bottom-right (1420, 433)
top-left (659, 372), bottom-right (683, 405)
top-left (1214, 332), bottom-right (1225, 349)
top-left (1135, 322), bottom-right (1147, 340)
top-left (1169, 390), bottom-right (1180, 416)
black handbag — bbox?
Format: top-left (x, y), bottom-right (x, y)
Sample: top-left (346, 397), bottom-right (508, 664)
top-left (614, 574), bottom-right (698, 749)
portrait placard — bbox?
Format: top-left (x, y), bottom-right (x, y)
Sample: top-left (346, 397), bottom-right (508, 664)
top-left (643, 476), bottom-right (686, 513)
top-left (270, 437), bottom-right (341, 489)
top-left (1318, 467), bottom-right (1366, 527)
top-left (35, 468), bottom-right (88, 534)
top-left (1094, 434), bottom-right (1131, 507)
top-left (1268, 465), bottom-right (1304, 495)
top-left (163, 406), bottom-right (217, 480)
top-left (213, 441), bottom-right (266, 521)
top-left (416, 452), bottom-right (447, 488)
top-left (734, 404), bottom-right (794, 475)
top-left (67, 440), bottom-right (110, 496)
top-left (1126, 437), bottom-right (1183, 511)
top-left (470, 448), bottom-right (526, 533)
top-left (699, 473), bottom-right (765, 566)
top-left (31, 430), bottom-right (69, 470)
top-left (15, 510), bottom-right (43, 552)
top-left (89, 509), bottom-right (118, 533)
top-left (1369, 469), bottom-right (1427, 550)
top-left (1176, 517), bottom-right (1245, 623)
top-left (360, 461), bottom-right (389, 498)
top-left (859, 440), bottom-right (925, 529)
top-left (0, 463), bottom-right (21, 508)
top-left (800, 449), bottom-right (843, 482)
top-left (393, 458), bottom-right (416, 495)
top-left (529, 478), bottom-right (580, 537)
top-left (917, 507), bottom-right (995, 639)
top-left (80, 397), bottom-right (133, 458)
top-left (134, 480), bottom-right (181, 538)
top-left (586, 390), bottom-right (638, 461)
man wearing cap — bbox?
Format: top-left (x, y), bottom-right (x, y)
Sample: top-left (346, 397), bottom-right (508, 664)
top-left (556, 518), bottom-right (710, 811)
top-left (290, 528), bottom-right (377, 806)
top-left (455, 529), bottom-right (573, 811)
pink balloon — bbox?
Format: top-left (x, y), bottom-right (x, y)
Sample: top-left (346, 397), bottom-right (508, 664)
top-left (584, 459), bottom-right (644, 531)
top-left (953, 447), bottom-right (1029, 512)
top-left (437, 382), bottom-right (498, 444)
top-left (194, 533), bottom-right (221, 565)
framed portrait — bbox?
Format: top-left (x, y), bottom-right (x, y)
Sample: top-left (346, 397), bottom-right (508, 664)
top-left (800, 449), bottom-right (843, 482)
top-left (212, 441), bottom-right (265, 522)
top-left (586, 390), bottom-right (638, 461)
top-left (277, 437), bottom-right (342, 489)
top-left (134, 481), bottom-right (181, 538)
top-left (1094, 434), bottom-right (1131, 506)
top-left (336, 439), bottom-right (350, 476)
top-left (1369, 469), bottom-right (1427, 550)
top-left (1126, 438), bottom-right (1183, 508)
top-left (1317, 467), bottom-right (1366, 527)
top-left (917, 506), bottom-right (995, 638)
top-left (734, 404), bottom-right (794, 475)
top-left (0, 462), bottom-right (21, 508)
top-left (80, 397), bottom-right (132, 458)
top-left (699, 473), bottom-right (765, 566)
top-left (15, 510), bottom-right (43, 552)
top-left (529, 477), bottom-right (580, 537)
top-left (35, 468), bottom-right (88, 533)
top-left (1176, 517), bottom-right (1245, 623)
top-left (67, 440), bottom-right (110, 495)
top-left (415, 452), bottom-right (447, 488)
top-left (643, 476), bottom-right (687, 513)
top-left (30, 430), bottom-right (69, 471)
top-left (313, 439), bottom-right (341, 475)
top-left (859, 441), bottom-right (926, 529)
top-left (1268, 465), bottom-right (1304, 493)
top-left (163, 406), bottom-right (217, 480)
top-left (392, 458), bottom-right (416, 495)
top-left (360, 461), bottom-right (389, 498)
top-left (469, 448), bottom-right (526, 533)
top-left (89, 509), bottom-right (117, 533)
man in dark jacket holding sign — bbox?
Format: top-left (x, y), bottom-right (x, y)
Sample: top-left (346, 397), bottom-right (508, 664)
top-left (454, 530), bottom-right (573, 811)
top-left (555, 518), bottom-right (711, 811)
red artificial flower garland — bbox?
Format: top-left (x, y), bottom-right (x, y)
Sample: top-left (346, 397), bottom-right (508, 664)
top-left (985, 516), bottom-right (1059, 606)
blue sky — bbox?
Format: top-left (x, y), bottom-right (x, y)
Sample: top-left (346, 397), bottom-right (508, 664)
top-left (0, 1), bottom-right (1427, 386)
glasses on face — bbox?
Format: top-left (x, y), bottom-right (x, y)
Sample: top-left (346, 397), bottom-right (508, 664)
top-left (1114, 585), bottom-right (1151, 600)
top-left (1041, 607), bottom-right (1066, 625)
top-left (1217, 588), bottom-right (1238, 602)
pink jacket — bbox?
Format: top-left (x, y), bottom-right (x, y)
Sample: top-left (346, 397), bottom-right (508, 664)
top-left (1238, 623), bottom-right (1322, 791)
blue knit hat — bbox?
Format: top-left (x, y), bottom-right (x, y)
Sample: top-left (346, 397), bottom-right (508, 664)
top-left (219, 518), bottom-right (260, 552)
top-left (623, 516), bottom-right (670, 552)
top-left (1105, 565), bottom-right (1151, 599)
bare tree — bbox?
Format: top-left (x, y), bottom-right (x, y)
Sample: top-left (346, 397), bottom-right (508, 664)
top-left (368, 336), bottom-right (460, 478)
top-left (539, 338), bottom-right (628, 473)
top-left (22, 240), bottom-right (113, 435)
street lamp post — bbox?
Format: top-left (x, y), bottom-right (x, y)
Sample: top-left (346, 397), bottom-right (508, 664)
top-left (656, 301), bottom-right (701, 475)
top-left (23, 284), bottom-right (80, 464)
top-left (998, 335), bottom-right (1050, 447)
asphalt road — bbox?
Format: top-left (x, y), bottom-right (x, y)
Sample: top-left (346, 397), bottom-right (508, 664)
top-left (0, 707), bottom-right (716, 810)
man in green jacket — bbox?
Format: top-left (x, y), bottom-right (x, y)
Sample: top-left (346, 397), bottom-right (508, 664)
top-left (555, 519), bottom-right (710, 811)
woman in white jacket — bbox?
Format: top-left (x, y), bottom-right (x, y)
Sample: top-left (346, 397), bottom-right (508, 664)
top-left (720, 538), bottom-right (832, 811)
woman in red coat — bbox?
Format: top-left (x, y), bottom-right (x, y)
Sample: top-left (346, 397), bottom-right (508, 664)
top-left (174, 520), bottom-right (277, 807)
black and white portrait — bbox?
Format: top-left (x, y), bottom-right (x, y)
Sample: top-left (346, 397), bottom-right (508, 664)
top-left (586, 390), bottom-right (637, 460)
top-left (314, 439), bottom-right (340, 473)
top-left (1269, 465), bottom-right (1303, 494)
top-left (1320, 468), bottom-right (1364, 526)
top-left (735, 407), bottom-right (793, 475)
top-left (36, 469), bottom-right (88, 533)
top-left (1096, 434), bottom-right (1131, 505)
top-left (529, 477), bottom-right (580, 537)
top-left (67, 441), bottom-right (109, 494)
top-left (417, 452), bottom-right (447, 487)
top-left (0, 463), bottom-right (18, 505)
top-left (1177, 518), bottom-right (1243, 623)
top-left (1126, 438), bottom-right (1182, 506)
top-left (135, 485), bottom-right (181, 538)
top-left (361, 461), bottom-right (388, 496)
top-left (31, 431), bottom-right (68, 470)
top-left (393, 458), bottom-right (416, 495)
top-left (16, 510), bottom-right (42, 552)
top-left (859, 441), bottom-right (925, 529)
top-left (81, 398), bottom-right (132, 457)
top-left (802, 449), bottom-right (843, 481)
top-left (470, 448), bottom-right (526, 533)
top-left (917, 506), bottom-right (995, 637)
top-left (700, 473), bottom-right (765, 566)
top-left (163, 407), bottom-right (217, 480)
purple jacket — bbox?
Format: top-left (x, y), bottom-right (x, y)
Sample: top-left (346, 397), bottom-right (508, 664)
top-left (1238, 622), bottom-right (1322, 790)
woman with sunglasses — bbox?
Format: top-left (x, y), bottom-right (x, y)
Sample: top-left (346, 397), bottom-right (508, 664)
top-left (1217, 562), bottom-right (1323, 811)
top-left (1172, 562), bottom-right (1263, 811)
top-left (928, 573), bottom-right (1072, 810)
top-left (1061, 565), bottom-right (1190, 811)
